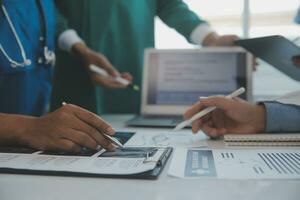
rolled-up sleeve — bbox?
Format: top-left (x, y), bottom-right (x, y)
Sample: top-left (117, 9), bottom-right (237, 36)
top-left (157, 0), bottom-right (208, 43)
top-left (263, 102), bottom-right (300, 133)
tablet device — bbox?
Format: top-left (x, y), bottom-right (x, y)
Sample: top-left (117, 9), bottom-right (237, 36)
top-left (235, 35), bottom-right (300, 81)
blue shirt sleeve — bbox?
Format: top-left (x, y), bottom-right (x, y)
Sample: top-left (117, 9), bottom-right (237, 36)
top-left (263, 102), bottom-right (300, 133)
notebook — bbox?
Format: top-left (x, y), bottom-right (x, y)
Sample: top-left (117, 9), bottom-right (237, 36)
top-left (224, 134), bottom-right (300, 146)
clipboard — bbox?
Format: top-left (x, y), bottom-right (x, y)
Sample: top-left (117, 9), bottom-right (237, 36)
top-left (0, 146), bottom-right (173, 180)
top-left (235, 35), bottom-right (300, 81)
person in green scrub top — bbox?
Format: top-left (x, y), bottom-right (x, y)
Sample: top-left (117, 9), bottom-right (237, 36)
top-left (51, 0), bottom-right (238, 114)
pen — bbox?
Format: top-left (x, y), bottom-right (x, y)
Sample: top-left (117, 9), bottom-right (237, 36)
top-left (62, 102), bottom-right (124, 149)
top-left (174, 87), bottom-right (246, 131)
top-left (89, 64), bottom-right (140, 91)
top-left (102, 134), bottom-right (123, 148)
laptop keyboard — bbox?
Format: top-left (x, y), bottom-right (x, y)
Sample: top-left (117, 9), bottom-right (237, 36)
top-left (145, 116), bottom-right (183, 124)
top-left (127, 115), bottom-right (184, 127)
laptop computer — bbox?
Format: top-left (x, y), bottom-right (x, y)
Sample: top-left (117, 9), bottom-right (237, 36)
top-left (126, 47), bottom-right (253, 127)
top-left (235, 35), bottom-right (300, 81)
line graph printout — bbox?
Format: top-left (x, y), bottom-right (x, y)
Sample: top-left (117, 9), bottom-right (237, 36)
top-left (169, 148), bottom-right (300, 179)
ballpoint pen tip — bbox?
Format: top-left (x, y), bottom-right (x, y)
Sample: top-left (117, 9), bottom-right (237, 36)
top-left (133, 85), bottom-right (140, 91)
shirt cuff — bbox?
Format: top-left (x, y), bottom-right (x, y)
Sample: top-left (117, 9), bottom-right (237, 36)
top-left (58, 29), bottom-right (84, 52)
top-left (263, 101), bottom-right (300, 133)
top-left (190, 24), bottom-right (215, 45)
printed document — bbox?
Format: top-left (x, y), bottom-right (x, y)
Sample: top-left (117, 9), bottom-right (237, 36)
top-left (169, 148), bottom-right (300, 179)
top-left (0, 148), bottom-right (167, 175)
top-left (125, 131), bottom-right (208, 147)
top-left (0, 132), bottom-right (165, 175)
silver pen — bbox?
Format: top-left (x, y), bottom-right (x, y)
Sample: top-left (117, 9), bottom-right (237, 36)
top-left (103, 134), bottom-right (124, 148)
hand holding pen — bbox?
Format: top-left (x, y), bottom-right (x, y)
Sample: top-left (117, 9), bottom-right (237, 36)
top-left (180, 87), bottom-right (267, 137)
top-left (17, 102), bottom-right (120, 153)
top-left (72, 43), bottom-right (138, 90)
top-left (62, 102), bottom-right (123, 149)
top-left (90, 65), bottom-right (140, 91)
top-left (175, 88), bottom-right (246, 131)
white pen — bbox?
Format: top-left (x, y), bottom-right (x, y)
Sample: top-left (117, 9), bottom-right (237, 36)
top-left (174, 87), bottom-right (246, 131)
top-left (102, 134), bottom-right (124, 148)
top-left (62, 102), bottom-right (124, 148)
top-left (89, 64), bottom-right (140, 91)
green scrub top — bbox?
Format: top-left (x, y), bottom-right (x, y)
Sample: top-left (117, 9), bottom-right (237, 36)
top-left (51, 0), bottom-right (206, 114)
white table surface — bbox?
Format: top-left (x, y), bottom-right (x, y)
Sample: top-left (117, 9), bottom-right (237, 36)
top-left (0, 114), bottom-right (300, 200)
top-left (1, 64), bottom-right (300, 200)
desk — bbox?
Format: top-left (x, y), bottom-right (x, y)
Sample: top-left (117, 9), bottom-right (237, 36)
top-left (0, 114), bottom-right (299, 200)
top-left (0, 65), bottom-right (300, 200)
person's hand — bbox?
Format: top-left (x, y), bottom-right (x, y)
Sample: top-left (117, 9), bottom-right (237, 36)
top-left (203, 33), bottom-right (259, 71)
top-left (203, 32), bottom-right (239, 47)
top-left (18, 104), bottom-right (117, 152)
top-left (72, 43), bottom-right (133, 89)
top-left (184, 97), bottom-right (267, 137)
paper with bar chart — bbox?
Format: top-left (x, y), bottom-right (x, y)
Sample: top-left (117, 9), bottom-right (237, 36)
top-left (169, 148), bottom-right (300, 179)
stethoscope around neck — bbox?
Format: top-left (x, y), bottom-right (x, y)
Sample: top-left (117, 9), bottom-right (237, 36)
top-left (0, 0), bottom-right (56, 68)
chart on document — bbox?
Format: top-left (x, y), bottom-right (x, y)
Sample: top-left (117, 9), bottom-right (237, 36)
top-left (125, 131), bottom-right (208, 147)
top-left (169, 148), bottom-right (300, 179)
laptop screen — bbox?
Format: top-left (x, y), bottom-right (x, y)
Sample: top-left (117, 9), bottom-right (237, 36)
top-left (145, 50), bottom-right (248, 106)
